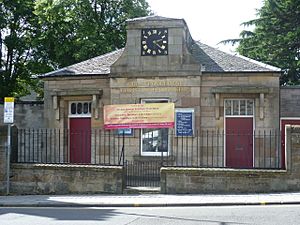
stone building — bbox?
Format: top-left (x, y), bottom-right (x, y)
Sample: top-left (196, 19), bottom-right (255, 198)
top-left (280, 87), bottom-right (300, 169)
top-left (40, 16), bottom-right (281, 170)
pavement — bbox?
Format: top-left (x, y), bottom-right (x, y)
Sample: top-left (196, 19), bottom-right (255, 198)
top-left (1, 191), bottom-right (300, 207)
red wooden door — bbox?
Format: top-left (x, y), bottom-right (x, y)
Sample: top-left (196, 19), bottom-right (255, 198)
top-left (69, 118), bottom-right (91, 163)
top-left (226, 118), bottom-right (253, 168)
top-left (281, 119), bottom-right (300, 169)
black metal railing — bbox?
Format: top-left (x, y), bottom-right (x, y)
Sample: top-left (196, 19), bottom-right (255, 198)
top-left (13, 128), bottom-right (283, 169)
top-left (162, 129), bottom-right (281, 169)
top-left (14, 128), bottom-right (125, 166)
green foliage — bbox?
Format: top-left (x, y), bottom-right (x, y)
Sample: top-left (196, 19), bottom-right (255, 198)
top-left (0, 0), bottom-right (151, 100)
top-left (236, 0), bottom-right (300, 85)
top-left (0, 0), bottom-right (41, 100)
top-left (33, 0), bottom-right (151, 68)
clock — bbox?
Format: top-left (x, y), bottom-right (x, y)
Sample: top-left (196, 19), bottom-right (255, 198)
top-left (141, 28), bottom-right (168, 56)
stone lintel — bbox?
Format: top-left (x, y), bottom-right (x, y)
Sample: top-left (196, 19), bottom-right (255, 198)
top-left (51, 89), bottom-right (103, 120)
top-left (51, 89), bottom-right (103, 97)
top-left (211, 86), bottom-right (271, 94)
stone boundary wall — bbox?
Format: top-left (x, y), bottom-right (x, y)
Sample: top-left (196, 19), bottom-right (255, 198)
top-left (0, 102), bottom-right (44, 128)
top-left (280, 87), bottom-right (300, 117)
top-left (8, 164), bottom-right (124, 195)
top-left (161, 126), bottom-right (300, 194)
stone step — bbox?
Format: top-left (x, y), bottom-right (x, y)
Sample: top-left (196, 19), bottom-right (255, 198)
top-left (123, 186), bottom-right (160, 194)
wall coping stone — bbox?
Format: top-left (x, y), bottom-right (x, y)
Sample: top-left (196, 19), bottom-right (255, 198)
top-left (12, 163), bottom-right (123, 171)
top-left (161, 167), bottom-right (287, 175)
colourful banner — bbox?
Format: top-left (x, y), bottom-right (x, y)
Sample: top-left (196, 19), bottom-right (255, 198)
top-left (104, 103), bottom-right (175, 129)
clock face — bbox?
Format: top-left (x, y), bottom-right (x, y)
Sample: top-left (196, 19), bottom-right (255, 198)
top-left (141, 28), bottom-right (168, 56)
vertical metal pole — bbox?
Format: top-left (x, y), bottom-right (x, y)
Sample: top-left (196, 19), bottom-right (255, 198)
top-left (186, 134), bottom-right (188, 167)
top-left (94, 129), bottom-right (97, 164)
top-left (122, 131), bottom-right (125, 166)
top-left (28, 128), bottom-right (31, 162)
top-left (217, 129), bottom-right (219, 167)
top-left (212, 130), bottom-right (214, 167)
top-left (104, 130), bottom-right (106, 164)
top-left (6, 124), bottom-right (11, 195)
top-left (108, 130), bottom-right (111, 165)
top-left (196, 130), bottom-right (199, 167)
top-left (161, 147), bottom-right (163, 167)
top-left (206, 130), bottom-right (208, 167)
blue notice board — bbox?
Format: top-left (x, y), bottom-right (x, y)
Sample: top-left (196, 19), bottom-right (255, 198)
top-left (175, 108), bottom-right (194, 136)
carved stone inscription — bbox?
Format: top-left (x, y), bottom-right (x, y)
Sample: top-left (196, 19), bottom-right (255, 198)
top-left (119, 80), bottom-right (189, 93)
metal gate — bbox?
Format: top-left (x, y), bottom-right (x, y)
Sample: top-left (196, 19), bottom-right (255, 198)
top-left (125, 160), bottom-right (162, 187)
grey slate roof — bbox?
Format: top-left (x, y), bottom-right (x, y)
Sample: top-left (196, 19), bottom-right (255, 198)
top-left (41, 41), bottom-right (280, 78)
top-left (192, 42), bottom-right (281, 72)
top-left (41, 49), bottom-right (123, 78)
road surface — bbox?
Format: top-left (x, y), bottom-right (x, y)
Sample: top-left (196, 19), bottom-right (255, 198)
top-left (1, 205), bottom-right (300, 224)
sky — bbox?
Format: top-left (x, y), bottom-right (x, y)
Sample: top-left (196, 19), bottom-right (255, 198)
top-left (146, 0), bottom-right (264, 53)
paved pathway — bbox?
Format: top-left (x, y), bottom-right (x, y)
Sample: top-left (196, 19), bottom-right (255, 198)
top-left (1, 192), bottom-right (300, 207)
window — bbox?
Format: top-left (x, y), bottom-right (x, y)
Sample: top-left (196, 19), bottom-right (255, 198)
top-left (83, 103), bottom-right (89, 114)
top-left (69, 101), bottom-right (92, 117)
top-left (225, 99), bottom-right (254, 116)
top-left (141, 98), bottom-right (169, 156)
top-left (233, 100), bottom-right (239, 115)
top-left (240, 100), bottom-right (246, 115)
top-left (77, 103), bottom-right (83, 114)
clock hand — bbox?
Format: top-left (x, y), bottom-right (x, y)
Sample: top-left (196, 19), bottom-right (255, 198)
top-left (153, 41), bottom-right (165, 49)
top-left (155, 38), bottom-right (163, 42)
top-left (153, 39), bottom-right (164, 44)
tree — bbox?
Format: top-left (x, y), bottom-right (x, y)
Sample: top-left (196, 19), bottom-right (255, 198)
top-left (0, 0), bottom-right (151, 99)
top-left (33, 0), bottom-right (152, 68)
top-left (0, 0), bottom-right (45, 100)
top-left (223, 0), bottom-right (300, 85)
